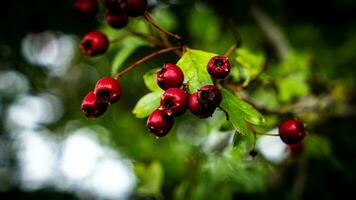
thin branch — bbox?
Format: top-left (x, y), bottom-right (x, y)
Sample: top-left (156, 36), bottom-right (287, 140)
top-left (218, 106), bottom-right (230, 121)
top-left (224, 43), bottom-right (237, 57)
top-left (144, 11), bottom-right (183, 43)
top-left (110, 34), bottom-right (131, 43)
top-left (114, 47), bottom-right (182, 79)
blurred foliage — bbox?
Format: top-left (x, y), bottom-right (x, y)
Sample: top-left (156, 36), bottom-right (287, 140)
top-left (1, 0), bottom-right (356, 200)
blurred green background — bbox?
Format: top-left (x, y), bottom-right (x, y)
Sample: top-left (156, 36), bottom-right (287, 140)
top-left (0, 0), bottom-right (356, 199)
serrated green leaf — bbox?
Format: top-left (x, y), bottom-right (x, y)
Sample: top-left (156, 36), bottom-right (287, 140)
top-left (143, 68), bottom-right (161, 92)
top-left (220, 88), bottom-right (265, 135)
top-left (133, 92), bottom-right (162, 118)
top-left (134, 160), bottom-right (164, 195)
top-left (176, 49), bottom-right (215, 92)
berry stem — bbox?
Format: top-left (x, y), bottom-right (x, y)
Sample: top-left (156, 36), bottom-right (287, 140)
top-left (144, 11), bottom-right (183, 43)
top-left (224, 43), bottom-right (237, 57)
top-left (255, 132), bottom-right (279, 136)
top-left (114, 46), bottom-right (182, 79)
top-left (218, 106), bottom-right (230, 121)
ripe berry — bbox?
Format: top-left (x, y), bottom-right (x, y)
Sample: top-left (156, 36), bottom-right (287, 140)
top-left (207, 56), bottom-right (231, 79)
top-left (105, 9), bottom-right (129, 29)
top-left (159, 88), bottom-right (188, 117)
top-left (188, 92), bottom-right (215, 118)
top-left (73, 0), bottom-right (99, 21)
top-left (80, 31), bottom-right (109, 56)
top-left (279, 119), bottom-right (306, 144)
top-left (156, 63), bottom-right (184, 90)
top-left (81, 91), bottom-right (108, 118)
top-left (94, 77), bottom-right (122, 104)
top-left (198, 85), bottom-right (222, 107)
top-left (126, 0), bottom-right (148, 17)
top-left (146, 109), bottom-right (174, 138)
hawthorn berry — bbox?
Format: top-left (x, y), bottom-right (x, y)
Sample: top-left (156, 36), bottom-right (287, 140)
top-left (156, 63), bottom-right (184, 90)
top-left (207, 56), bottom-right (231, 79)
top-left (80, 31), bottom-right (109, 56)
top-left (94, 77), bottom-right (122, 104)
top-left (198, 85), bottom-right (222, 107)
top-left (73, 0), bottom-right (99, 21)
top-left (159, 88), bottom-right (188, 117)
top-left (105, 10), bottom-right (129, 29)
top-left (81, 91), bottom-right (108, 118)
top-left (146, 109), bottom-right (174, 138)
top-left (126, 0), bottom-right (148, 17)
top-left (279, 118), bottom-right (306, 144)
top-left (188, 92), bottom-right (216, 118)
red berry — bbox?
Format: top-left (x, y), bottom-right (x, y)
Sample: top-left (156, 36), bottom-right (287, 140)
top-left (73, 0), bottom-right (99, 21)
top-left (279, 119), bottom-right (306, 144)
top-left (105, 9), bottom-right (129, 29)
top-left (198, 85), bottom-right (222, 107)
top-left (126, 0), bottom-right (148, 17)
top-left (156, 63), bottom-right (184, 90)
top-left (94, 77), bottom-right (122, 104)
top-left (81, 91), bottom-right (108, 118)
top-left (80, 31), bottom-right (109, 56)
top-left (188, 92), bottom-right (215, 118)
top-left (146, 109), bottom-right (174, 138)
top-left (207, 56), bottom-right (231, 79)
top-left (159, 88), bottom-right (188, 117)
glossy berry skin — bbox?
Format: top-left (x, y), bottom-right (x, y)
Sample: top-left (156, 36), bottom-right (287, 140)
top-left (126, 0), bottom-right (148, 17)
top-left (80, 31), bottom-right (109, 56)
top-left (156, 63), bottom-right (184, 90)
top-left (146, 109), bottom-right (174, 138)
top-left (188, 92), bottom-right (215, 118)
top-left (279, 119), bottom-right (306, 144)
top-left (207, 56), bottom-right (231, 79)
top-left (105, 10), bottom-right (129, 29)
top-left (94, 77), bottom-right (122, 104)
top-left (198, 85), bottom-right (222, 107)
top-left (73, 0), bottom-right (99, 21)
top-left (81, 91), bottom-right (108, 118)
top-left (159, 88), bottom-right (188, 117)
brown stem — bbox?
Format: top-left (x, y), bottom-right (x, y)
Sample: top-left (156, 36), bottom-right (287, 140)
top-left (218, 106), bottom-right (230, 121)
top-left (114, 47), bottom-right (182, 79)
top-left (144, 11), bottom-right (183, 43)
top-left (224, 43), bottom-right (237, 57)
top-left (255, 132), bottom-right (279, 136)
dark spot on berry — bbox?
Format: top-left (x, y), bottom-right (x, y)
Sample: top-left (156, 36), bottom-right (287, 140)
top-left (215, 59), bottom-right (224, 67)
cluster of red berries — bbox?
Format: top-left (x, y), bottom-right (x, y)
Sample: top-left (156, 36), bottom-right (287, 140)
top-left (104, 0), bottom-right (147, 29)
top-left (81, 77), bottom-right (122, 118)
top-left (146, 56), bottom-right (231, 138)
top-left (73, 0), bottom-right (147, 23)
top-left (75, 0), bottom-right (148, 56)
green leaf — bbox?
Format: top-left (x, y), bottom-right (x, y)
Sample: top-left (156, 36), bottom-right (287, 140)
top-left (143, 68), bottom-right (161, 92)
top-left (133, 92), bottom-right (162, 118)
top-left (134, 160), bottom-right (164, 196)
top-left (220, 88), bottom-right (265, 135)
top-left (176, 48), bottom-right (215, 92)
top-left (234, 48), bottom-right (265, 86)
